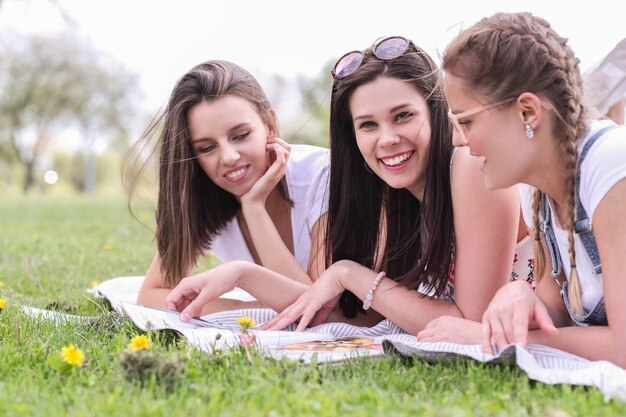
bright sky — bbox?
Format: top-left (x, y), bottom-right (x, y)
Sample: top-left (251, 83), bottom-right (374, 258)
top-left (1, 0), bottom-right (624, 116)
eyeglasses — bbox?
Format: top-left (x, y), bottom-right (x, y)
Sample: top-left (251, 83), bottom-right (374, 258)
top-left (331, 36), bottom-right (418, 80)
top-left (447, 98), bottom-right (516, 144)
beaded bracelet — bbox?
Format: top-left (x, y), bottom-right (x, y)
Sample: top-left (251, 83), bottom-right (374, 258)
top-left (362, 271), bottom-right (386, 311)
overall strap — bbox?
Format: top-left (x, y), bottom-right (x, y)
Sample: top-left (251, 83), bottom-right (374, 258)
top-left (539, 194), bottom-right (563, 281)
top-left (574, 125), bottom-right (621, 275)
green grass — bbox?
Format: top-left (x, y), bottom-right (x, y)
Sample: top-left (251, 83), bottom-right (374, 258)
top-left (1, 195), bottom-right (625, 416)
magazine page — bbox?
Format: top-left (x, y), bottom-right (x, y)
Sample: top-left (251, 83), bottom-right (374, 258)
top-left (264, 335), bottom-right (385, 364)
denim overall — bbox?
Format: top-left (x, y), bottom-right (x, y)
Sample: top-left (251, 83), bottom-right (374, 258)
top-left (539, 125), bottom-right (621, 326)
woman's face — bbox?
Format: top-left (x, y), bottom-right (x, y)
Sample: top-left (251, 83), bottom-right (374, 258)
top-left (349, 76), bottom-right (432, 199)
top-left (444, 73), bottom-right (530, 190)
top-left (187, 95), bottom-right (271, 197)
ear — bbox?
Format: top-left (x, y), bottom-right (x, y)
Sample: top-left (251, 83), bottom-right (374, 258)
top-left (267, 109), bottom-right (278, 138)
top-left (516, 92), bottom-right (544, 129)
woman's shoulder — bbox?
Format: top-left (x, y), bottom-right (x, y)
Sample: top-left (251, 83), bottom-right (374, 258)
top-left (286, 144), bottom-right (330, 182)
top-left (288, 144), bottom-right (330, 162)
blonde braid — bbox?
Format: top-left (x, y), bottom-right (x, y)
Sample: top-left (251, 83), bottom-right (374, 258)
top-left (531, 189), bottom-right (546, 281)
top-left (549, 31), bottom-right (587, 317)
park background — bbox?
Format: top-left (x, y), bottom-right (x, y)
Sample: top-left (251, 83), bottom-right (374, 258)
top-left (1, 0), bottom-right (624, 196)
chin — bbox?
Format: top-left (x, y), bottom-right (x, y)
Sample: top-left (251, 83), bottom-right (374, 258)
top-left (484, 174), bottom-right (515, 191)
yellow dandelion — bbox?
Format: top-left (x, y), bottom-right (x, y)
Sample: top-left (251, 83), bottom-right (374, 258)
top-left (0, 281), bottom-right (5, 288)
top-left (89, 280), bottom-right (99, 288)
top-left (236, 316), bottom-right (256, 331)
top-left (103, 244), bottom-right (113, 251)
top-left (32, 234), bottom-right (40, 242)
top-left (60, 344), bottom-right (85, 367)
top-left (0, 298), bottom-right (6, 310)
top-left (128, 334), bottom-right (151, 351)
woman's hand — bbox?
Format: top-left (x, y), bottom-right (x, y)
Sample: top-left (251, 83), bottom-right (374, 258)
top-left (481, 280), bottom-right (558, 354)
top-left (260, 272), bottom-right (344, 332)
top-left (164, 261), bottom-right (249, 321)
top-left (416, 315), bottom-right (482, 344)
top-left (240, 137), bottom-right (291, 206)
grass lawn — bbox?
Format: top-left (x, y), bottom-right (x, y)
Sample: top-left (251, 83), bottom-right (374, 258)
top-left (1, 195), bottom-right (624, 417)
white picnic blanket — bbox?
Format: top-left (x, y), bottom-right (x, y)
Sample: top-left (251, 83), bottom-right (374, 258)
top-left (86, 276), bottom-right (626, 402)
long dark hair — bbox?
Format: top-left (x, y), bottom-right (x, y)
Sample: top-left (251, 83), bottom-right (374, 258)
top-left (327, 44), bottom-right (455, 317)
top-left (123, 60), bottom-right (290, 287)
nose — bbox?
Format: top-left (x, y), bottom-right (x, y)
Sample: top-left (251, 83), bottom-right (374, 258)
top-left (451, 127), bottom-right (468, 148)
top-left (379, 125), bottom-right (401, 148)
top-left (220, 143), bottom-right (240, 165)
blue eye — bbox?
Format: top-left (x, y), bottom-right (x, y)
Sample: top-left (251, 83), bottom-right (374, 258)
top-left (396, 111), bottom-right (414, 122)
top-left (358, 121), bottom-right (377, 129)
top-left (232, 132), bottom-right (250, 141)
top-left (197, 144), bottom-right (217, 154)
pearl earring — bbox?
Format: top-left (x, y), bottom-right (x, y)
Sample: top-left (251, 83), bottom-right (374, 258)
top-left (525, 123), bottom-right (535, 139)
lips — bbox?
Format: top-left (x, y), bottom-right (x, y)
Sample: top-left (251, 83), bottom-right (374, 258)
top-left (379, 151), bottom-right (414, 170)
top-left (223, 165), bottom-right (249, 183)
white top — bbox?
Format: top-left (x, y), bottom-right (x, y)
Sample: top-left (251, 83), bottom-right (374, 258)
top-left (520, 119), bottom-right (626, 312)
top-left (210, 144), bottom-right (330, 272)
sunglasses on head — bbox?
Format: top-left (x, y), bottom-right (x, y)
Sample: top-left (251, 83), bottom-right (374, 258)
top-left (331, 36), bottom-right (419, 80)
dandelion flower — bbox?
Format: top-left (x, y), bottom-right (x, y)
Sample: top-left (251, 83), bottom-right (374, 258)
top-left (60, 344), bottom-right (85, 367)
top-left (89, 280), bottom-right (99, 288)
top-left (128, 334), bottom-right (151, 351)
top-left (103, 244), bottom-right (113, 251)
top-left (236, 316), bottom-right (256, 331)
top-left (0, 298), bottom-right (6, 310)
top-left (0, 281), bottom-right (4, 288)
top-left (32, 234), bottom-right (40, 242)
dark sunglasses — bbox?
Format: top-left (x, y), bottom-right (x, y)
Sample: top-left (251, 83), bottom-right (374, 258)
top-left (331, 36), bottom-right (418, 80)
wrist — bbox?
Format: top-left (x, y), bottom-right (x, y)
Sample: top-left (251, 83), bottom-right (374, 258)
top-left (232, 260), bottom-right (255, 290)
top-left (241, 198), bottom-right (266, 212)
top-left (327, 260), bottom-right (358, 292)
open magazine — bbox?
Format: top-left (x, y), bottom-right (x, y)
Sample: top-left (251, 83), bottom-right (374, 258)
top-left (120, 302), bottom-right (385, 363)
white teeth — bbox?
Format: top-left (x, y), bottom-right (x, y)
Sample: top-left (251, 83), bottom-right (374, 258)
top-left (381, 152), bottom-right (411, 167)
top-left (226, 168), bottom-right (246, 179)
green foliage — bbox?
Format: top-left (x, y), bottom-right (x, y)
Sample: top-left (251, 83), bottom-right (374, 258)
top-left (0, 196), bottom-right (625, 416)
top-left (0, 32), bottom-right (141, 193)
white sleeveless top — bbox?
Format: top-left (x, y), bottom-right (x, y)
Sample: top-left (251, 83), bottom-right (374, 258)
top-left (209, 144), bottom-right (330, 271)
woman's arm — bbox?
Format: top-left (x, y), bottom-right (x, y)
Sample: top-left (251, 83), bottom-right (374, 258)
top-left (137, 254), bottom-right (264, 314)
top-left (165, 260), bottom-right (310, 319)
top-left (524, 178), bottom-right (626, 366)
top-left (262, 259), bottom-right (464, 334)
top-left (450, 148), bottom-right (521, 321)
top-left (240, 138), bottom-right (316, 284)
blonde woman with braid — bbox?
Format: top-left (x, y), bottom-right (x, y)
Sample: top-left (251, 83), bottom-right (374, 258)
top-left (438, 12), bottom-right (626, 366)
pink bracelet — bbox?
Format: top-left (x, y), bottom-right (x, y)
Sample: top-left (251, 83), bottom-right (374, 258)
top-left (363, 271), bottom-right (386, 311)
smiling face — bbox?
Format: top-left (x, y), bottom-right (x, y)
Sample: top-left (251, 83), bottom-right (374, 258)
top-left (444, 72), bottom-right (532, 190)
top-left (349, 76), bottom-right (432, 199)
top-left (187, 95), bottom-right (271, 197)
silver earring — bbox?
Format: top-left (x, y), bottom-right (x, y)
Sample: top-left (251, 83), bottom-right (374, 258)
top-left (525, 123), bottom-right (535, 139)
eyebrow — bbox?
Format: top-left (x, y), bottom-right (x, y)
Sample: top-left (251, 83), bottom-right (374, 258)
top-left (353, 103), bottom-right (415, 122)
top-left (190, 123), bottom-right (249, 143)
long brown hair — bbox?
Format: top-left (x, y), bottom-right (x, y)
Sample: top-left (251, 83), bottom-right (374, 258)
top-left (123, 60), bottom-right (290, 287)
top-left (328, 43), bottom-right (454, 317)
top-left (442, 12), bottom-right (588, 315)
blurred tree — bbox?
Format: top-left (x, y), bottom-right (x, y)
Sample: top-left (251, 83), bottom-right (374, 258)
top-left (0, 33), bottom-right (140, 193)
top-left (289, 59), bottom-right (334, 147)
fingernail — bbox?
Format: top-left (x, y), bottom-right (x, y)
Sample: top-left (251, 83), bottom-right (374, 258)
top-left (180, 312), bottom-right (191, 322)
